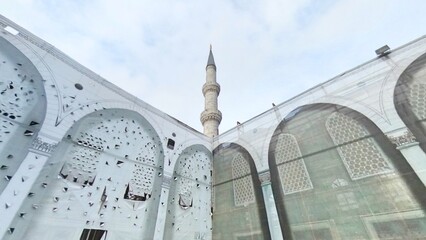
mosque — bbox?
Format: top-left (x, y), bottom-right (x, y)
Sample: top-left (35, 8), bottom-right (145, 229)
top-left (0, 14), bottom-right (425, 240)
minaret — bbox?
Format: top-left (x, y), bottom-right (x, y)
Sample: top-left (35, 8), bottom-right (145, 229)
top-left (200, 45), bottom-right (222, 137)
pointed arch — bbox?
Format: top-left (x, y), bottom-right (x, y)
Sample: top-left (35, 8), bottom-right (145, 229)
top-left (163, 144), bottom-right (212, 240)
top-left (394, 52), bottom-right (426, 151)
top-left (212, 143), bottom-right (270, 240)
top-left (0, 36), bottom-right (47, 194)
top-left (269, 103), bottom-right (426, 239)
top-left (9, 108), bottom-right (164, 240)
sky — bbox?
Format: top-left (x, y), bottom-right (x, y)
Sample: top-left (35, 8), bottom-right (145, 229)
top-left (1, 0), bottom-right (426, 133)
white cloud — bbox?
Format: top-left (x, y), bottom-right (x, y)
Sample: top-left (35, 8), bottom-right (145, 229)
top-left (1, 0), bottom-right (426, 132)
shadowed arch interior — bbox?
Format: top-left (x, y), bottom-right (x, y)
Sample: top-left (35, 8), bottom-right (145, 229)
top-left (0, 36), bottom-right (47, 195)
top-left (268, 103), bottom-right (426, 239)
top-left (394, 52), bottom-right (426, 152)
top-left (163, 144), bottom-right (212, 240)
top-left (212, 142), bottom-right (271, 240)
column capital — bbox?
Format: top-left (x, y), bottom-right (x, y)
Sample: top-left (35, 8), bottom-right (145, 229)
top-left (259, 170), bottom-right (271, 186)
top-left (29, 137), bottom-right (58, 156)
top-left (387, 129), bottom-right (417, 148)
top-left (161, 175), bottom-right (172, 189)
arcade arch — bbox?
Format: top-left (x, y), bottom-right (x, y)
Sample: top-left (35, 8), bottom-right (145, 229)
top-left (7, 109), bottom-right (165, 240)
top-left (268, 103), bottom-right (426, 239)
top-left (0, 37), bottom-right (46, 194)
top-left (163, 144), bottom-right (212, 239)
top-left (212, 143), bottom-right (270, 240)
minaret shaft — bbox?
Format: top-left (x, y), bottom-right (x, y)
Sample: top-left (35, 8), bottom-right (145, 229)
top-left (201, 49), bottom-right (221, 137)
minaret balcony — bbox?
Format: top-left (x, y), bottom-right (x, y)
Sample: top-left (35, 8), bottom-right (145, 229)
top-left (200, 110), bottom-right (222, 124)
top-left (202, 82), bottom-right (221, 96)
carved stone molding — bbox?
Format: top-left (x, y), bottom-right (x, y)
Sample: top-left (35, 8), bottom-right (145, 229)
top-left (200, 110), bottom-right (222, 124)
top-left (259, 171), bottom-right (271, 185)
top-left (202, 82), bottom-right (221, 96)
top-left (30, 137), bottom-right (57, 154)
top-left (161, 175), bottom-right (172, 189)
top-left (387, 130), bottom-right (417, 148)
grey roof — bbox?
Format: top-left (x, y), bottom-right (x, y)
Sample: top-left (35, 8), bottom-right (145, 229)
top-left (207, 48), bottom-right (216, 68)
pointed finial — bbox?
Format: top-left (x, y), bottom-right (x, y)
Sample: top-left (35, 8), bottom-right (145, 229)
top-left (206, 45), bottom-right (216, 68)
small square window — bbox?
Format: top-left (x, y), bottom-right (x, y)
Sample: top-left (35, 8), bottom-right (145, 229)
top-left (80, 229), bottom-right (107, 240)
top-left (167, 138), bottom-right (175, 150)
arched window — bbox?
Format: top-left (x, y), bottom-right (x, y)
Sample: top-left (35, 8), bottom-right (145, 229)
top-left (164, 145), bottom-right (212, 240)
top-left (408, 82), bottom-right (426, 120)
top-left (0, 37), bottom-right (47, 194)
top-left (326, 112), bottom-right (392, 179)
top-left (232, 152), bottom-right (255, 206)
top-left (274, 133), bottom-right (312, 194)
top-left (212, 143), bottom-right (270, 240)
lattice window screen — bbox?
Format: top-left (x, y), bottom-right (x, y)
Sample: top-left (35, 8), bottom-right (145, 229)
top-left (275, 134), bottom-right (313, 195)
top-left (409, 83), bottom-right (426, 120)
top-left (232, 153), bottom-right (255, 206)
top-left (326, 112), bottom-right (392, 180)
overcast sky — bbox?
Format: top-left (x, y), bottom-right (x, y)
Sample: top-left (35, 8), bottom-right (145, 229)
top-left (2, 1), bottom-right (426, 133)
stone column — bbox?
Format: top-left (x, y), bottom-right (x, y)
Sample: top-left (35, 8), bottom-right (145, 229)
top-left (388, 129), bottom-right (426, 186)
top-left (153, 175), bottom-right (172, 240)
top-left (259, 171), bottom-right (284, 240)
top-left (0, 136), bottom-right (57, 239)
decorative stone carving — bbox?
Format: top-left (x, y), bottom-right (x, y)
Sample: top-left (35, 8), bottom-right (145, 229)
top-left (202, 83), bottom-right (220, 96)
top-left (30, 137), bottom-right (57, 153)
top-left (331, 178), bottom-right (349, 189)
top-left (388, 130), bottom-right (417, 147)
top-left (200, 110), bottom-right (222, 124)
top-left (162, 175), bottom-right (172, 189)
top-left (195, 232), bottom-right (207, 240)
top-left (259, 171), bottom-right (271, 185)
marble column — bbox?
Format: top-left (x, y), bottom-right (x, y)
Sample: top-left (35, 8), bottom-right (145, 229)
top-left (153, 175), bottom-right (172, 240)
top-left (259, 170), bottom-right (284, 240)
top-left (0, 136), bottom-right (57, 239)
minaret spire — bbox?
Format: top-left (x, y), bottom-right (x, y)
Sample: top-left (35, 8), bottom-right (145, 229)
top-left (200, 45), bottom-right (222, 137)
top-left (207, 45), bottom-right (216, 69)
